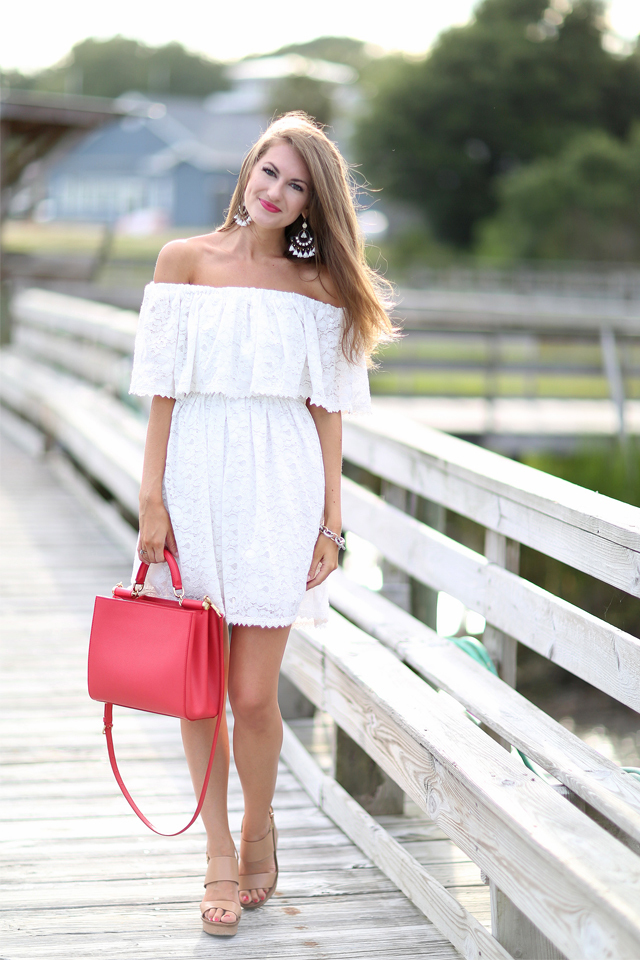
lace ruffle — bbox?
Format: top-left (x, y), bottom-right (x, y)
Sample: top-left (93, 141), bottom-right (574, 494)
top-left (129, 282), bottom-right (371, 415)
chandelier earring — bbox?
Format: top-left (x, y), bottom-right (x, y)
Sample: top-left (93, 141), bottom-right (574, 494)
top-left (233, 202), bottom-right (252, 227)
top-left (289, 218), bottom-right (316, 259)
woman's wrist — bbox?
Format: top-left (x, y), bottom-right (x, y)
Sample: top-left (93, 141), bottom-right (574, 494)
top-left (139, 488), bottom-right (164, 509)
top-left (323, 517), bottom-right (342, 537)
top-left (323, 514), bottom-right (342, 534)
top-left (319, 524), bottom-right (346, 550)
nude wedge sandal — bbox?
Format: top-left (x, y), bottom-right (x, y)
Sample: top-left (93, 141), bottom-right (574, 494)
top-left (201, 854), bottom-right (241, 936)
top-left (239, 807), bottom-right (279, 909)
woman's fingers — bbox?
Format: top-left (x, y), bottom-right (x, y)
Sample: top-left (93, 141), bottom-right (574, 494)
top-left (139, 505), bottom-right (176, 564)
top-left (306, 539), bottom-right (339, 590)
top-left (165, 524), bottom-right (178, 557)
top-left (139, 542), bottom-right (165, 564)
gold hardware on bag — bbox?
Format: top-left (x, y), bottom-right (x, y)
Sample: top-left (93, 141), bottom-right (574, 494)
top-left (202, 595), bottom-right (222, 617)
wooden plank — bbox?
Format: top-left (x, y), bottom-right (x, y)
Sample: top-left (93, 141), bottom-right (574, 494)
top-left (12, 286), bottom-right (138, 352)
top-left (341, 477), bottom-right (640, 712)
top-left (0, 845), bottom-right (479, 885)
top-left (1, 351), bottom-right (144, 513)
top-left (282, 614), bottom-right (640, 959)
top-left (1, 437), bottom-right (470, 960)
top-left (281, 721), bottom-right (510, 960)
top-left (14, 323), bottom-right (131, 392)
top-left (0, 867), bottom-right (405, 908)
top-left (328, 571), bottom-right (640, 848)
top-left (395, 287), bottom-right (640, 335)
top-left (342, 415), bottom-right (640, 597)
top-left (0, 897), bottom-right (462, 960)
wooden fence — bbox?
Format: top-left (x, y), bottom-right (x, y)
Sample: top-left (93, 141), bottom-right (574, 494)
top-left (6, 278), bottom-right (640, 427)
top-left (2, 287), bottom-right (640, 959)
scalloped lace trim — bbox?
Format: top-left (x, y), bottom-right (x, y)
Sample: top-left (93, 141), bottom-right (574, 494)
top-left (129, 283), bottom-right (371, 415)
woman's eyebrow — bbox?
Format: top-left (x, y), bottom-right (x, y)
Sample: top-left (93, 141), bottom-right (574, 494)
top-left (267, 162), bottom-right (308, 186)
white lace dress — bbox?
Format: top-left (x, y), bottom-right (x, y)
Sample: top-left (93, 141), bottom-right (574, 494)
top-left (129, 282), bottom-right (371, 628)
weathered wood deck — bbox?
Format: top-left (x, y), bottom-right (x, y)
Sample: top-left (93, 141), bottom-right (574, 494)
top-left (0, 436), bottom-right (485, 959)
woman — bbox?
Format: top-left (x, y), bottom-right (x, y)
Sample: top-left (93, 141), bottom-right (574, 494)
top-left (129, 112), bottom-right (393, 936)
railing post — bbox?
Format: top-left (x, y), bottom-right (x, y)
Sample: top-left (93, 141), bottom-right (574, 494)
top-left (277, 673), bottom-right (315, 720)
top-left (379, 480), bottom-right (411, 611)
top-left (489, 887), bottom-right (568, 960)
top-left (483, 529), bottom-right (519, 687)
top-left (409, 492), bottom-right (445, 630)
top-left (484, 530), bottom-right (567, 959)
top-left (333, 477), bottom-right (407, 815)
top-left (333, 725), bottom-right (403, 815)
top-left (600, 326), bottom-right (626, 437)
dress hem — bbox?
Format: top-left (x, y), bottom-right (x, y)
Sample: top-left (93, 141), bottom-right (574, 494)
top-left (229, 615), bottom-right (328, 629)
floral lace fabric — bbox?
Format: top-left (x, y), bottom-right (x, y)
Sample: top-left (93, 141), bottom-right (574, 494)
top-left (129, 283), bottom-right (371, 627)
top-left (129, 282), bottom-right (371, 414)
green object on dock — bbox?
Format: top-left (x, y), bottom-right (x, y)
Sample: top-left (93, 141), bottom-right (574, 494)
top-left (447, 634), bottom-right (540, 777)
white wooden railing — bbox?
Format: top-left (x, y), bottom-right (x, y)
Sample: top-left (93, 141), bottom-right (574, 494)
top-left (2, 288), bottom-right (640, 960)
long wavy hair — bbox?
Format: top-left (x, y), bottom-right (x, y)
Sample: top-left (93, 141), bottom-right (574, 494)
top-left (220, 113), bottom-right (395, 363)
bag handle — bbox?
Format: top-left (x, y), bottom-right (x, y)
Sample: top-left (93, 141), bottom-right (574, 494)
top-left (101, 614), bottom-right (225, 836)
top-left (134, 548), bottom-right (183, 593)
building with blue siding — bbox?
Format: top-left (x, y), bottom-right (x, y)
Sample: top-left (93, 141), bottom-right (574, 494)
top-left (40, 56), bottom-right (358, 229)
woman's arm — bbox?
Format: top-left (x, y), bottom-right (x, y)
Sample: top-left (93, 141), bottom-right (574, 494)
top-left (137, 240), bottom-right (194, 562)
top-left (306, 403), bottom-right (342, 589)
top-left (138, 396), bottom-right (178, 563)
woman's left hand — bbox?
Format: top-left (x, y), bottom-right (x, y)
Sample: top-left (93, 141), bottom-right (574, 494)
top-left (306, 534), bottom-right (340, 590)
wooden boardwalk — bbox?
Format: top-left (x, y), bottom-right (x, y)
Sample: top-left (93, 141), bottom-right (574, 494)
top-left (0, 436), bottom-right (482, 959)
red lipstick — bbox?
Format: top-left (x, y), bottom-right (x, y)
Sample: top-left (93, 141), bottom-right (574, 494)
top-left (260, 198), bottom-right (281, 213)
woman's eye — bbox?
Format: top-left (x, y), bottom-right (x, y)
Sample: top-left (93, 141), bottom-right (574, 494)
top-left (263, 166), bottom-right (276, 177)
top-left (291, 183), bottom-right (303, 192)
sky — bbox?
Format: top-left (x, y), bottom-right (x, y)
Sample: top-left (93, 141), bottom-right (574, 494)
top-left (1, 0), bottom-right (639, 74)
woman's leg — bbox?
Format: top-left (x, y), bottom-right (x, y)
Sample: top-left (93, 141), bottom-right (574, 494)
top-left (227, 624), bottom-right (291, 905)
top-left (180, 625), bottom-right (238, 925)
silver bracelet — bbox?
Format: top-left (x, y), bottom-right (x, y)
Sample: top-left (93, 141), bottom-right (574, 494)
top-left (319, 524), bottom-right (346, 550)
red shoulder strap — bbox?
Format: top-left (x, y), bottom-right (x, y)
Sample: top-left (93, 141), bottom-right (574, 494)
top-left (101, 619), bottom-right (225, 836)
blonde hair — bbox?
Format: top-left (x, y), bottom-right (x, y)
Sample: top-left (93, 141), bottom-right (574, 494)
top-left (221, 112), bottom-right (395, 363)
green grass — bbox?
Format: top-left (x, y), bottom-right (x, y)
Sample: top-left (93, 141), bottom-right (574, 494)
top-left (1, 220), bottom-right (196, 259)
top-left (369, 370), bottom-right (634, 398)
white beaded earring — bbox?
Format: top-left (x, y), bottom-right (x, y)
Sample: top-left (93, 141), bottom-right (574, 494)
top-left (289, 218), bottom-right (315, 259)
top-left (234, 203), bottom-right (252, 227)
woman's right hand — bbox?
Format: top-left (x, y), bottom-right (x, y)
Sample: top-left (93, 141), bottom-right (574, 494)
top-left (138, 497), bottom-right (178, 564)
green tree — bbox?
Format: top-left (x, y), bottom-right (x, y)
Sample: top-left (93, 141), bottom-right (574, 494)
top-left (1, 36), bottom-right (228, 99)
top-left (268, 76), bottom-right (334, 127)
top-left (355, 0), bottom-right (640, 247)
top-left (265, 37), bottom-right (380, 127)
top-left (476, 126), bottom-right (640, 260)
top-left (271, 36), bottom-right (377, 72)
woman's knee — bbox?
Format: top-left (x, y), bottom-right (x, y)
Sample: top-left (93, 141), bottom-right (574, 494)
top-left (228, 684), bottom-right (279, 729)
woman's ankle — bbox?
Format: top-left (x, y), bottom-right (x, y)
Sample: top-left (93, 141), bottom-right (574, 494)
top-left (241, 808), bottom-right (272, 841)
top-left (205, 832), bottom-right (236, 858)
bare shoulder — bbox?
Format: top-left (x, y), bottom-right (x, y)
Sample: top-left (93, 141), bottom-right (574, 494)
top-left (154, 233), bottom-right (219, 284)
top-left (300, 265), bottom-right (342, 308)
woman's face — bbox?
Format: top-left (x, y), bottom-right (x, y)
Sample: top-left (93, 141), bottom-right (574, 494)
top-left (243, 141), bottom-right (311, 230)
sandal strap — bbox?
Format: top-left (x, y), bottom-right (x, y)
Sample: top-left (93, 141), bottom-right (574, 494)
top-left (204, 855), bottom-right (239, 887)
top-left (239, 871), bottom-right (277, 890)
top-left (201, 900), bottom-right (240, 920)
top-left (240, 830), bottom-right (274, 862)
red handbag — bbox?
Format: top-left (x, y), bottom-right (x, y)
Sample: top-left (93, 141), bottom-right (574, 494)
top-left (88, 549), bottom-right (225, 835)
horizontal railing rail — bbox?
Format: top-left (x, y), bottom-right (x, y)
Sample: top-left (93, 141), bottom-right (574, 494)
top-left (2, 287), bottom-right (640, 960)
top-left (11, 285), bottom-right (639, 443)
